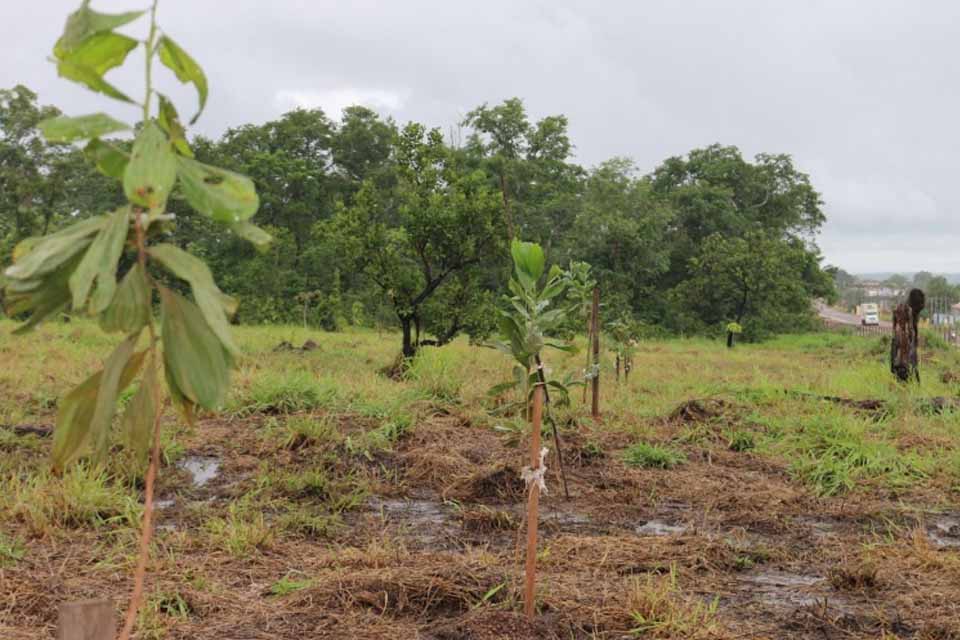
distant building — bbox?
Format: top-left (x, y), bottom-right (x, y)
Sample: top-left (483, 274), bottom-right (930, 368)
top-left (851, 280), bottom-right (903, 311)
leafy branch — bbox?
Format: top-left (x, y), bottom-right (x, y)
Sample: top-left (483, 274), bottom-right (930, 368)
top-left (2, 2), bottom-right (271, 636)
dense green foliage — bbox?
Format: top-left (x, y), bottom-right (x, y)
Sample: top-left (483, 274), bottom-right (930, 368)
top-left (2, 86), bottom-right (835, 350)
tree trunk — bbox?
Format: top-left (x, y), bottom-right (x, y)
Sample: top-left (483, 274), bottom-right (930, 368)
top-left (726, 331), bottom-right (734, 349)
top-left (401, 316), bottom-right (416, 359)
top-left (891, 290), bottom-right (925, 383)
top-left (500, 173), bottom-right (514, 241)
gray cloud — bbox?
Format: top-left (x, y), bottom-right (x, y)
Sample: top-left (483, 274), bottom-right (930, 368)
top-left (2, 0), bottom-right (958, 273)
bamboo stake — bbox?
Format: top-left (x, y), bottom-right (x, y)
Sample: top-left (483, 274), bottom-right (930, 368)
top-left (533, 354), bottom-right (570, 500)
top-left (523, 385), bottom-right (544, 620)
top-left (590, 287), bottom-right (600, 418)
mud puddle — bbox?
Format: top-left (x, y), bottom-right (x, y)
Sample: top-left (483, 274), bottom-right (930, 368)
top-left (927, 515), bottom-right (960, 548)
top-left (636, 519), bottom-right (687, 536)
top-left (367, 496), bottom-right (457, 546)
top-left (736, 569), bottom-right (857, 616)
top-left (178, 456), bottom-right (221, 487)
top-left (741, 570), bottom-right (823, 607)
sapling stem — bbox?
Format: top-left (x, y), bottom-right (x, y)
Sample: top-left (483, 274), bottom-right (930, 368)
top-left (118, 4), bottom-right (164, 638)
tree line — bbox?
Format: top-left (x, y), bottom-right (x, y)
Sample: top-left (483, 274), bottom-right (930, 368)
top-left (1, 85), bottom-right (835, 355)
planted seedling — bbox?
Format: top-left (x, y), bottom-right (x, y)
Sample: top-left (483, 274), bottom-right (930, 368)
top-left (2, 2), bottom-right (270, 637)
top-left (726, 321), bottom-right (743, 349)
top-left (490, 239), bottom-right (577, 618)
top-left (608, 316), bottom-right (640, 382)
top-left (563, 261), bottom-right (598, 401)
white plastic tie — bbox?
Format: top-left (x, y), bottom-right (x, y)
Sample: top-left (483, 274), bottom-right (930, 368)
top-left (521, 447), bottom-right (550, 495)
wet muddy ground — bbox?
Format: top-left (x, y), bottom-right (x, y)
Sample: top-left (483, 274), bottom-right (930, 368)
top-left (4, 398), bottom-right (960, 638)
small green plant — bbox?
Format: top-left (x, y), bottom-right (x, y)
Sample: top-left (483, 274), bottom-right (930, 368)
top-left (137, 589), bottom-right (192, 639)
top-left (608, 315), bottom-right (640, 382)
top-left (0, 532), bottom-right (25, 566)
top-left (563, 261), bottom-right (598, 396)
top-left (277, 508), bottom-right (342, 539)
top-left (623, 442), bottom-right (687, 469)
top-left (280, 414), bottom-right (340, 450)
top-left (2, 2), bottom-right (270, 635)
top-left (204, 498), bottom-right (274, 556)
top-left (269, 573), bottom-right (315, 597)
top-left (726, 430), bottom-right (756, 452)
top-left (726, 321), bottom-right (743, 349)
top-left (628, 564), bottom-right (720, 637)
top-left (377, 412), bottom-right (413, 442)
top-left (279, 467), bottom-right (335, 500)
top-left (489, 239), bottom-right (575, 413)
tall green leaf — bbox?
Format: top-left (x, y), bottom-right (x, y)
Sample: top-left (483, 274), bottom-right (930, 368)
top-left (3, 216), bottom-right (106, 281)
top-left (511, 239), bottom-right (545, 289)
top-left (121, 355), bottom-right (157, 463)
top-left (157, 94), bottom-right (192, 157)
top-left (124, 122), bottom-right (177, 210)
top-left (164, 356), bottom-right (195, 427)
top-left (84, 138), bottom-right (129, 179)
top-left (39, 113), bottom-right (129, 143)
top-left (160, 288), bottom-right (231, 410)
top-left (52, 335), bottom-right (146, 471)
top-left (57, 58), bottom-right (134, 103)
top-left (149, 243), bottom-right (239, 355)
top-left (157, 36), bottom-right (208, 124)
top-left (54, 4), bottom-right (145, 58)
top-left (56, 32), bottom-right (138, 103)
top-left (5, 253), bottom-right (85, 334)
top-left (229, 221), bottom-right (272, 252)
top-left (176, 156), bottom-right (259, 223)
top-left (69, 207), bottom-right (130, 314)
top-left (99, 263), bottom-right (150, 334)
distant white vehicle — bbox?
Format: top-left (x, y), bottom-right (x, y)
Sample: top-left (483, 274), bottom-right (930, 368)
top-left (859, 303), bottom-right (880, 326)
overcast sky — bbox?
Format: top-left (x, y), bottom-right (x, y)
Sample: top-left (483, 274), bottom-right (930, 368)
top-left (2, 0), bottom-right (958, 274)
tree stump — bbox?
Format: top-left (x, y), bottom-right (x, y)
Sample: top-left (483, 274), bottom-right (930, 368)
top-left (891, 289), bottom-right (925, 383)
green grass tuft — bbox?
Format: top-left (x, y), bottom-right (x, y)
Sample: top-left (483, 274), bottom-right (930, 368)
top-left (777, 414), bottom-right (926, 496)
top-left (232, 371), bottom-right (339, 415)
top-left (623, 442), bottom-right (687, 469)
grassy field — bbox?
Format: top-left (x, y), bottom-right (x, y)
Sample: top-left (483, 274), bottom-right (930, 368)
top-left (2, 320), bottom-right (960, 638)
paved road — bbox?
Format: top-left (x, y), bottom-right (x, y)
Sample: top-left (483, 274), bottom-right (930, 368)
top-left (815, 301), bottom-right (892, 328)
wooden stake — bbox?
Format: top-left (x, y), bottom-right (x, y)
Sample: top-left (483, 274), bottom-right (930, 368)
top-left (58, 600), bottom-right (115, 640)
top-left (523, 385), bottom-right (544, 620)
top-left (590, 287), bottom-right (600, 418)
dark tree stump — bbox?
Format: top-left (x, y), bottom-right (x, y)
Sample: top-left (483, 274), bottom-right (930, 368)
top-left (891, 289), bottom-right (925, 383)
